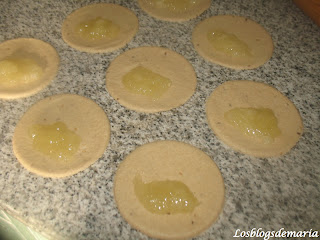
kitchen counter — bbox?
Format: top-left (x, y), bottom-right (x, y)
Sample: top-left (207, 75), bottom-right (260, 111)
top-left (0, 0), bottom-right (319, 239)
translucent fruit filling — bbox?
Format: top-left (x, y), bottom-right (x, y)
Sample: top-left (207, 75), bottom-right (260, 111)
top-left (207, 30), bottom-right (252, 57)
top-left (29, 121), bottom-right (81, 161)
top-left (122, 66), bottom-right (172, 99)
top-left (76, 17), bottom-right (120, 41)
top-left (0, 57), bottom-right (43, 87)
top-left (146, 0), bottom-right (198, 12)
top-left (224, 107), bottom-right (281, 143)
top-left (133, 175), bottom-right (199, 214)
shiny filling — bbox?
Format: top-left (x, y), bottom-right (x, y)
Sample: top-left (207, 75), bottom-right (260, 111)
top-left (134, 175), bottom-right (199, 214)
top-left (29, 121), bottom-right (81, 161)
top-left (122, 66), bottom-right (172, 99)
top-left (145, 0), bottom-right (198, 12)
top-left (76, 17), bottom-right (120, 41)
top-left (207, 29), bottom-right (252, 57)
top-left (224, 107), bottom-right (281, 143)
top-left (0, 57), bottom-right (43, 87)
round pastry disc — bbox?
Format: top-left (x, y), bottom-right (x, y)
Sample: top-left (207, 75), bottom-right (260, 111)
top-left (61, 3), bottom-right (139, 53)
top-left (114, 140), bottom-right (225, 240)
top-left (138, 0), bottom-right (211, 22)
top-left (206, 80), bottom-right (303, 157)
top-left (192, 15), bottom-right (274, 69)
top-left (13, 94), bottom-right (111, 178)
top-left (106, 46), bottom-right (197, 113)
top-left (0, 38), bottom-right (59, 99)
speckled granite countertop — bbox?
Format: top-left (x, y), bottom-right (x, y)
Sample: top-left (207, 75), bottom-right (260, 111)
top-left (0, 0), bottom-right (319, 239)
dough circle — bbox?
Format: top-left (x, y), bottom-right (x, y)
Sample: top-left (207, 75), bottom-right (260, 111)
top-left (106, 46), bottom-right (197, 113)
top-left (206, 80), bottom-right (303, 157)
top-left (192, 15), bottom-right (274, 69)
top-left (114, 140), bottom-right (225, 240)
top-left (13, 94), bottom-right (111, 178)
top-left (138, 0), bottom-right (211, 22)
top-left (0, 38), bottom-right (59, 99)
top-left (61, 3), bottom-right (138, 53)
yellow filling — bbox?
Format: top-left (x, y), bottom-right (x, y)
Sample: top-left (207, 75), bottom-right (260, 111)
top-left (207, 30), bottom-right (252, 57)
top-left (224, 108), bottom-right (281, 143)
top-left (146, 0), bottom-right (198, 12)
top-left (76, 17), bottom-right (120, 41)
top-left (29, 122), bottom-right (81, 161)
top-left (122, 66), bottom-right (172, 99)
top-left (0, 57), bottom-right (43, 87)
top-left (133, 175), bottom-right (199, 214)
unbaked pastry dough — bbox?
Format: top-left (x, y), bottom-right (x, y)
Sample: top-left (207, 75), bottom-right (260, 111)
top-left (13, 94), bottom-right (110, 178)
top-left (61, 3), bottom-right (138, 53)
top-left (138, 0), bottom-right (211, 22)
top-left (206, 80), bottom-right (303, 157)
top-left (106, 46), bottom-right (197, 113)
top-left (114, 140), bottom-right (225, 240)
top-left (192, 15), bottom-right (273, 69)
top-left (0, 38), bottom-right (59, 99)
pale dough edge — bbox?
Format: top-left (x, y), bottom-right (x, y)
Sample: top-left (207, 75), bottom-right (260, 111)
top-left (106, 46), bottom-right (197, 113)
top-left (61, 3), bottom-right (139, 53)
top-left (138, 0), bottom-right (211, 22)
top-left (192, 15), bottom-right (274, 69)
top-left (205, 80), bottom-right (303, 157)
top-left (0, 38), bottom-right (60, 99)
top-left (114, 140), bottom-right (225, 239)
top-left (12, 94), bottom-right (111, 178)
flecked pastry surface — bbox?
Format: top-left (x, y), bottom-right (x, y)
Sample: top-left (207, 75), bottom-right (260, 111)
top-left (0, 38), bottom-right (59, 99)
top-left (192, 15), bottom-right (273, 69)
top-left (114, 140), bottom-right (225, 240)
top-left (61, 3), bottom-right (138, 53)
top-left (106, 46), bottom-right (197, 113)
top-left (206, 80), bottom-right (303, 157)
top-left (138, 0), bottom-right (211, 22)
top-left (13, 94), bottom-right (110, 178)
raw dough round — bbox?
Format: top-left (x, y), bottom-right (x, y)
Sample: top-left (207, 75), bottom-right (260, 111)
top-left (61, 3), bottom-right (139, 53)
top-left (138, 0), bottom-right (211, 22)
top-left (192, 15), bottom-right (274, 69)
top-left (206, 80), bottom-right (303, 157)
top-left (106, 46), bottom-right (197, 113)
top-left (114, 140), bottom-right (225, 240)
top-left (0, 38), bottom-right (59, 99)
top-left (13, 94), bottom-right (110, 178)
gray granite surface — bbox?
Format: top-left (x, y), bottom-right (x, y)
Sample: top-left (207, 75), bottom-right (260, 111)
top-left (0, 0), bottom-right (319, 239)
